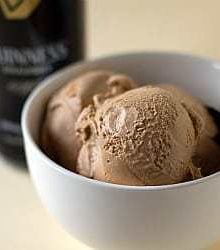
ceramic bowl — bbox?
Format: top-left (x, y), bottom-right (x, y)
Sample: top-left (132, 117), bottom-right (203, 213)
top-left (22, 52), bottom-right (220, 250)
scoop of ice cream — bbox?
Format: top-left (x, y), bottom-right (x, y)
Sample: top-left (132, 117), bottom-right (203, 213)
top-left (160, 84), bottom-right (220, 174)
top-left (41, 70), bottom-right (136, 171)
top-left (192, 137), bottom-right (220, 176)
top-left (160, 84), bottom-right (217, 138)
top-left (76, 86), bottom-right (202, 185)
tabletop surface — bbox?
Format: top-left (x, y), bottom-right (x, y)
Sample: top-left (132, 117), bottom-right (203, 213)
top-left (0, 156), bottom-right (90, 250)
top-left (1, 155), bottom-right (220, 250)
top-left (2, 1), bottom-right (220, 249)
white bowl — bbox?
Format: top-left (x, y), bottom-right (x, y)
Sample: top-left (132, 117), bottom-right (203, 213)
top-left (22, 52), bottom-right (220, 250)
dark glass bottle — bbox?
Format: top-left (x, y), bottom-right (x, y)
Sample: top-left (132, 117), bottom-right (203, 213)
top-left (0, 0), bottom-right (84, 162)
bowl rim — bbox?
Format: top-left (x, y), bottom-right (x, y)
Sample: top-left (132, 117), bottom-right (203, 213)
top-left (21, 50), bottom-right (220, 191)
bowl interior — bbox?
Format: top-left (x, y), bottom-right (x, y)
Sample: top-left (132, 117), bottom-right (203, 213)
top-left (24, 52), bottom-right (220, 150)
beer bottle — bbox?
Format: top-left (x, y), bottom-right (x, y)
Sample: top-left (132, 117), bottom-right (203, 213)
top-left (0, 0), bottom-right (84, 162)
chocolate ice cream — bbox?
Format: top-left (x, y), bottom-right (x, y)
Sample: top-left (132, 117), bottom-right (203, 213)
top-left (76, 86), bottom-right (202, 185)
top-left (41, 70), bottom-right (220, 186)
top-left (193, 136), bottom-right (220, 176)
top-left (160, 84), bottom-right (220, 176)
top-left (41, 70), bottom-right (136, 172)
top-left (160, 84), bottom-right (217, 137)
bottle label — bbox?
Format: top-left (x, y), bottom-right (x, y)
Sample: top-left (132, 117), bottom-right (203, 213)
top-left (0, 40), bottom-right (70, 146)
top-left (0, 41), bottom-right (69, 77)
top-left (0, 0), bottom-right (40, 20)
